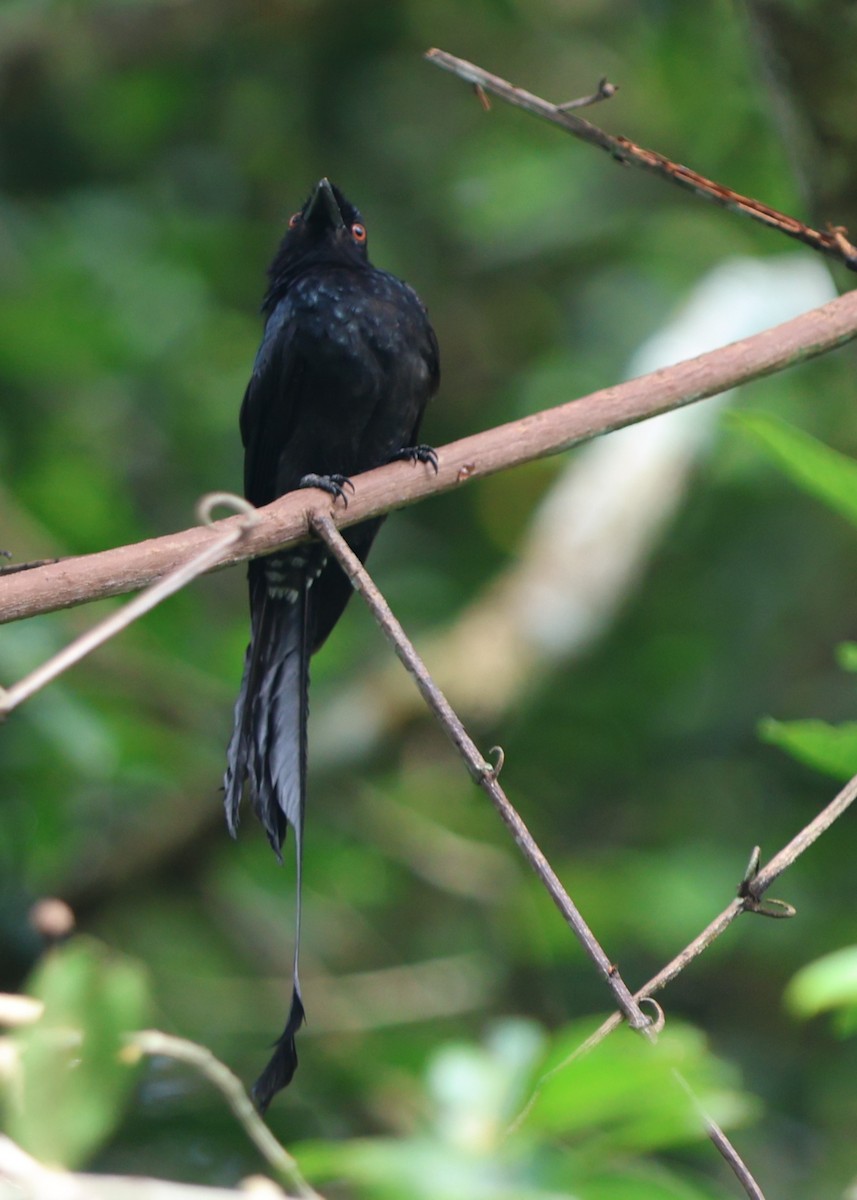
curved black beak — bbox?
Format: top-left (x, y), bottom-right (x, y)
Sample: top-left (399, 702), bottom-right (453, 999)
top-left (304, 178), bottom-right (345, 231)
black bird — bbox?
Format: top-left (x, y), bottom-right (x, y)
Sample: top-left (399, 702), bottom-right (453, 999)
top-left (224, 178), bottom-right (439, 1112)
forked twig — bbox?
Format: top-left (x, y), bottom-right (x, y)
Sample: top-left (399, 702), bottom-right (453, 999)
top-left (310, 509), bottom-right (768, 1200)
top-left (556, 76), bottom-right (618, 111)
top-left (310, 510), bottom-right (648, 1031)
top-left (750, 771), bottom-right (857, 895)
top-left (425, 49), bottom-right (857, 273)
top-left (573, 769), bottom-right (857, 1058)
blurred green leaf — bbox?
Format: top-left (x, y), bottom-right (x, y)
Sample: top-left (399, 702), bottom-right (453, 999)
top-left (728, 411), bottom-right (857, 527)
top-left (3, 937), bottom-right (150, 1168)
top-left (836, 642), bottom-right (857, 673)
top-left (426, 1021), bottom-right (546, 1148)
top-left (524, 1019), bottom-right (755, 1153)
top-left (296, 1019), bottom-right (756, 1198)
top-left (786, 946), bottom-right (857, 1036)
top-left (578, 1167), bottom-right (725, 1200)
top-left (759, 716), bottom-right (857, 780)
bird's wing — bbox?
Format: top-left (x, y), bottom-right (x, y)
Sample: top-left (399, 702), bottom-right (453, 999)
top-left (239, 298), bottom-right (303, 508)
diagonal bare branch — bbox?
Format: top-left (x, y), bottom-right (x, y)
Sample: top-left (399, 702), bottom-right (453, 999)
top-left (310, 508), bottom-right (769, 1200)
top-left (425, 49), bottom-right (857, 272)
top-left (573, 767), bottom-right (857, 1058)
top-left (309, 510), bottom-right (650, 1032)
top-left (672, 1070), bottom-right (767, 1200)
top-left (3, 288), bottom-right (857, 627)
top-left (126, 1031), bottom-right (321, 1199)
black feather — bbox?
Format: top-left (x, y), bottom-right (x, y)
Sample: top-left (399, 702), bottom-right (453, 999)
top-left (224, 178), bottom-right (439, 1110)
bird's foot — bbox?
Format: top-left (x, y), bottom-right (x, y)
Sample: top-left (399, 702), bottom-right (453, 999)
top-left (391, 444), bottom-right (438, 472)
top-left (299, 473), bottom-right (355, 506)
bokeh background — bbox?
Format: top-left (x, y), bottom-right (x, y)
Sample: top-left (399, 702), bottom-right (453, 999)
top-left (2, 2), bottom-right (856, 1197)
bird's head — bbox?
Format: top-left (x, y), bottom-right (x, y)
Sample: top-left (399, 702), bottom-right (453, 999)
top-left (265, 179), bottom-right (369, 306)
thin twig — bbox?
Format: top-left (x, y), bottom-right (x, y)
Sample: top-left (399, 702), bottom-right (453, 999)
top-left (672, 1071), bottom-right (767, 1200)
top-left (312, 510), bottom-right (767, 1199)
top-left (706, 1123), bottom-right (767, 1200)
top-left (4, 288), bottom-right (857, 626)
top-left (318, 515), bottom-right (857, 1062)
top-left (507, 893), bottom-right (747, 1132)
top-left (556, 76), bottom-right (618, 111)
top-left (532, 899), bottom-right (747, 1088)
top-left (575, 768), bottom-right (857, 1058)
top-left (310, 510), bottom-right (650, 1032)
top-left (126, 1031), bottom-right (322, 1199)
top-left (519, 781), bottom-right (857, 1139)
top-left (749, 770), bottom-right (857, 896)
top-left (0, 494), bottom-right (257, 716)
top-left (425, 48), bottom-right (857, 272)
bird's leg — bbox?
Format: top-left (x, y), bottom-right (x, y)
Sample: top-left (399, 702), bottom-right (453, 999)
top-left (298, 473), bottom-right (355, 506)
top-left (390, 444), bottom-right (439, 472)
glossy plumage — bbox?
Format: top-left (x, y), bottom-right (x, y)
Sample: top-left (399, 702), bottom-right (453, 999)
top-left (224, 179), bottom-right (439, 1111)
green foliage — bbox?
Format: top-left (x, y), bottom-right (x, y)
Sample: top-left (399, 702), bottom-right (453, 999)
top-left (786, 947), bottom-right (857, 1036)
top-left (296, 1018), bottom-right (746, 1199)
top-left (2, 937), bottom-right (149, 1168)
top-left (759, 716), bottom-right (857, 780)
top-left (525, 1021), bottom-right (754, 1150)
top-left (728, 410), bottom-right (857, 528)
top-left (730, 413), bottom-right (857, 774)
top-left (837, 642), bottom-right (857, 672)
top-left (1, 948), bottom-right (754, 1199)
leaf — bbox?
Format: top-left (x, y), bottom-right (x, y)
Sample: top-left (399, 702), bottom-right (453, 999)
top-left (786, 947), bottom-right (857, 1036)
top-left (3, 937), bottom-right (150, 1168)
top-left (728, 411), bottom-right (857, 528)
top-left (836, 642), bottom-right (857, 673)
top-left (580, 1165), bottom-right (726, 1200)
top-left (759, 717), bottom-right (857, 780)
top-left (520, 1019), bottom-right (756, 1153)
top-left (294, 1018), bottom-right (757, 1198)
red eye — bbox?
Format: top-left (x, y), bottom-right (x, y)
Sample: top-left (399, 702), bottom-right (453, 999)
top-left (288, 212), bottom-right (301, 229)
top-left (351, 222), bottom-right (367, 244)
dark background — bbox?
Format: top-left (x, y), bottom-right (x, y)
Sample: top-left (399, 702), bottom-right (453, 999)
top-left (1, 2), bottom-right (856, 1196)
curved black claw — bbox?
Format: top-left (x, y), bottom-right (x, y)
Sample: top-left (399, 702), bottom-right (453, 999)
top-left (299, 472), bottom-right (355, 507)
top-left (391, 443), bottom-right (439, 473)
